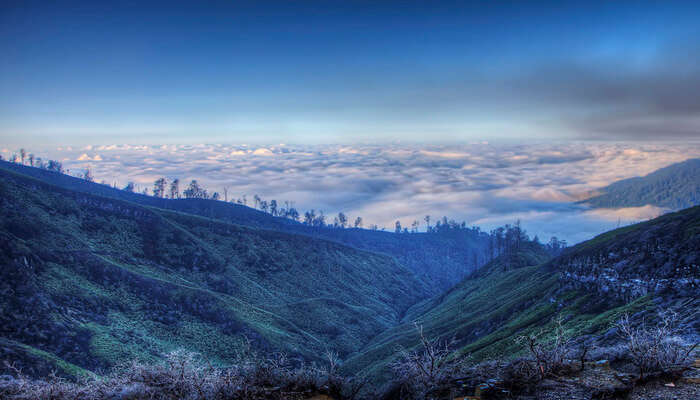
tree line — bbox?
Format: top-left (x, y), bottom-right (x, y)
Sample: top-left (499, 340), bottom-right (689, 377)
top-left (2, 148), bottom-right (66, 174)
top-left (3, 149), bottom-right (569, 254)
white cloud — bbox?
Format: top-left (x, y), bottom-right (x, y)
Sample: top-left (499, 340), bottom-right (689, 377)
top-left (31, 142), bottom-right (700, 244)
top-left (252, 148), bottom-right (273, 156)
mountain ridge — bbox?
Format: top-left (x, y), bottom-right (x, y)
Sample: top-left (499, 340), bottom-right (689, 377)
top-left (0, 165), bottom-right (429, 378)
top-left (0, 160), bottom-right (490, 292)
top-left (584, 157), bottom-right (700, 210)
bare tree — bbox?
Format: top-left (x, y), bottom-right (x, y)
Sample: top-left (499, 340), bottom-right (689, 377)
top-left (516, 315), bottom-right (576, 381)
top-left (391, 323), bottom-right (469, 398)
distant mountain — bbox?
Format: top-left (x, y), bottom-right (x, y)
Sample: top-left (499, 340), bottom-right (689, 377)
top-left (0, 167), bottom-right (429, 377)
top-left (584, 158), bottom-right (700, 210)
top-left (0, 160), bottom-right (490, 292)
top-left (344, 205), bottom-right (700, 383)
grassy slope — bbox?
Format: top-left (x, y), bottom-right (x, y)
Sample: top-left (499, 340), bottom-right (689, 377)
top-left (0, 167), bottom-right (429, 377)
top-left (344, 239), bottom-right (658, 383)
top-left (585, 157), bottom-right (700, 210)
top-left (0, 160), bottom-right (489, 292)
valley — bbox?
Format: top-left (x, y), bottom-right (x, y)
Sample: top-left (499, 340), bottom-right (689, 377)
top-left (0, 159), bottom-right (698, 399)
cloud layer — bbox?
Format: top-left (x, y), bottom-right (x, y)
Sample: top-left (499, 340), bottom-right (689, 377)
top-left (7, 142), bottom-right (700, 244)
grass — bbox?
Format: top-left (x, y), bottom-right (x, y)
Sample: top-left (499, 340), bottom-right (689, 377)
top-left (342, 245), bottom-right (658, 384)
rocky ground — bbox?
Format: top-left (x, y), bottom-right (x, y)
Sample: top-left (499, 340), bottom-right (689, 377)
top-left (520, 359), bottom-right (700, 400)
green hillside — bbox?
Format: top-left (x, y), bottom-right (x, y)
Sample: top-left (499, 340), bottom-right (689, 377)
top-left (344, 205), bottom-right (700, 383)
top-left (0, 160), bottom-right (491, 293)
top-left (585, 157), bottom-right (700, 210)
top-left (0, 167), bottom-right (429, 377)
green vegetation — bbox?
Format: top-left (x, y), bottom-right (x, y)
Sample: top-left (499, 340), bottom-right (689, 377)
top-left (1, 160), bottom-right (697, 393)
top-left (0, 167), bottom-right (428, 378)
top-left (0, 159), bottom-right (492, 293)
top-left (342, 232), bottom-right (670, 384)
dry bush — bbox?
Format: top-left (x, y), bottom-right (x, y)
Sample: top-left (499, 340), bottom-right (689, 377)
top-left (515, 315), bottom-right (580, 381)
top-left (389, 323), bottom-right (470, 399)
top-left (617, 311), bottom-right (697, 380)
top-left (0, 348), bottom-right (367, 400)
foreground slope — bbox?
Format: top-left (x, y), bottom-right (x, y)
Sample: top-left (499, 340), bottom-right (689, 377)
top-left (0, 160), bottom-right (489, 292)
top-left (585, 157), bottom-right (700, 210)
top-left (0, 167), bottom-right (429, 377)
top-left (346, 207), bottom-right (700, 383)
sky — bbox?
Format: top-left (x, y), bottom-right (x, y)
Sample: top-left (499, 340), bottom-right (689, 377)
top-left (2, 0), bottom-right (700, 145)
top-left (4, 142), bottom-right (699, 244)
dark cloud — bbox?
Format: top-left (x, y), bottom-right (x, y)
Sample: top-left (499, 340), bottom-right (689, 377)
top-left (511, 42), bottom-right (700, 140)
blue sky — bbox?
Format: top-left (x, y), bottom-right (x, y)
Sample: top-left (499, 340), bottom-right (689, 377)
top-left (1, 1), bottom-right (699, 145)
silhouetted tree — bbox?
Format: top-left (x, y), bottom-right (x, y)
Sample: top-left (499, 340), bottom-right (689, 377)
top-left (83, 168), bottom-right (94, 182)
top-left (28, 154), bottom-right (34, 166)
top-left (211, 192), bottom-right (220, 201)
top-left (313, 211), bottom-right (326, 227)
top-left (337, 212), bottom-right (347, 228)
top-left (395, 221), bottom-right (402, 233)
top-left (123, 182), bottom-right (135, 192)
top-left (183, 180), bottom-right (207, 199)
top-left (354, 216), bottom-right (363, 228)
top-left (153, 178), bottom-right (167, 198)
top-left (287, 207), bottom-right (300, 221)
top-left (47, 160), bottom-right (63, 173)
top-left (169, 178), bottom-right (180, 199)
top-left (424, 215), bottom-right (431, 231)
top-left (304, 210), bottom-right (315, 225)
top-left (269, 200), bottom-right (278, 216)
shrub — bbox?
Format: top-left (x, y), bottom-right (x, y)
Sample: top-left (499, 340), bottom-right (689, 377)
top-left (0, 349), bottom-right (366, 400)
top-left (515, 315), bottom-right (580, 381)
top-left (389, 323), bottom-right (469, 399)
top-left (617, 311), bottom-right (698, 380)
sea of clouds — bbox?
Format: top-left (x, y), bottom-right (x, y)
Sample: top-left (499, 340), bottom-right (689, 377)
top-left (5, 142), bottom-right (699, 244)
